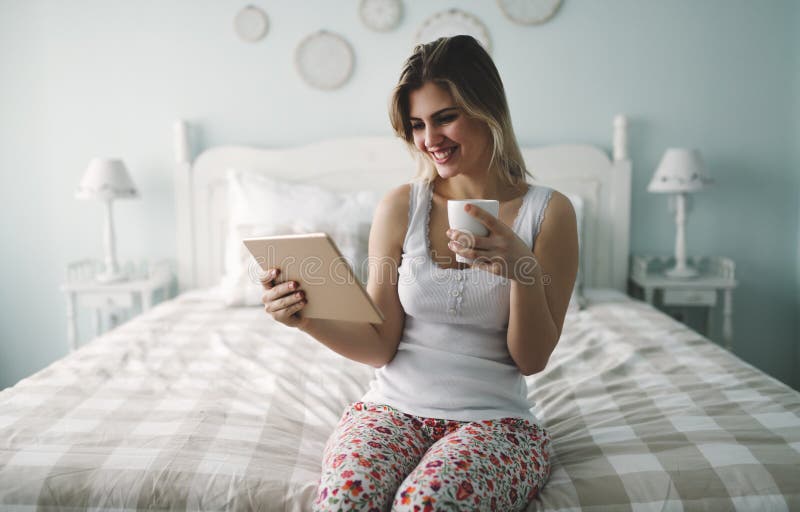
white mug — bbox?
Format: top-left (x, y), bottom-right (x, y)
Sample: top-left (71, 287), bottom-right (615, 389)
top-left (447, 199), bottom-right (499, 264)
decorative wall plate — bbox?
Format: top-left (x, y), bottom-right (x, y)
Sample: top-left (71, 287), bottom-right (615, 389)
top-left (359, 0), bottom-right (403, 32)
top-left (234, 5), bottom-right (269, 42)
top-left (415, 9), bottom-right (491, 53)
top-left (497, 0), bottom-right (562, 25)
top-left (295, 31), bottom-right (355, 90)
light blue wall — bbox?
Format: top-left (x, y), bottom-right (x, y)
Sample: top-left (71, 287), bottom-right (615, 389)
top-left (1, 0), bottom-right (798, 390)
top-left (794, 0), bottom-right (800, 380)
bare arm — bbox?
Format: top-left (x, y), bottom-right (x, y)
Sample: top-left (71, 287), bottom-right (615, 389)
top-left (298, 319), bottom-right (387, 367)
top-left (295, 184), bottom-right (409, 368)
top-left (507, 192), bottom-right (578, 375)
top-left (445, 191), bottom-right (578, 376)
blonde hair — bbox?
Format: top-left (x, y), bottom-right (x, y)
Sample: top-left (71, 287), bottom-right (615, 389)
top-left (388, 35), bottom-right (532, 185)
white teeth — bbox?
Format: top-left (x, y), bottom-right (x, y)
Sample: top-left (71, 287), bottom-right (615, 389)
top-left (433, 147), bottom-right (455, 160)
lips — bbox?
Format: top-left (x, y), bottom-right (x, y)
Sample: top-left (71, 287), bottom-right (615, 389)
top-left (430, 146), bottom-right (458, 164)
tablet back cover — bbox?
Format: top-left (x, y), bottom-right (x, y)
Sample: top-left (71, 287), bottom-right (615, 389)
top-left (243, 233), bottom-right (384, 324)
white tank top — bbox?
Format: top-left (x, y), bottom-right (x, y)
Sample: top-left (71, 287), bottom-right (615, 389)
top-left (360, 178), bottom-right (554, 422)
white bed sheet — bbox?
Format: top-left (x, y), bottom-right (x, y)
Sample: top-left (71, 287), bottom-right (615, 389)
top-left (1, 287), bottom-right (798, 511)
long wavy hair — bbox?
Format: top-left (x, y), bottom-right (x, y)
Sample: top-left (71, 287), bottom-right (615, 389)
top-left (388, 35), bottom-right (532, 185)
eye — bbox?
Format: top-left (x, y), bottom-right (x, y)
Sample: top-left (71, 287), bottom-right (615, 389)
top-left (437, 115), bottom-right (457, 124)
top-left (411, 123), bottom-right (424, 131)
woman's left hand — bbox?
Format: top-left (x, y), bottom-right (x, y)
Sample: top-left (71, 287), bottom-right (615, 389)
top-left (446, 204), bottom-right (540, 282)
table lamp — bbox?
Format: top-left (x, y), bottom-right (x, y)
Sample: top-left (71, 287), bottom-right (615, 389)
top-left (647, 148), bottom-right (713, 279)
top-left (76, 158), bottom-right (138, 283)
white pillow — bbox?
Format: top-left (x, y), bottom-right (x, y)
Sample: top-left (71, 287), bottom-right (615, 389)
top-left (564, 193), bottom-right (585, 312)
top-left (220, 169), bottom-right (379, 306)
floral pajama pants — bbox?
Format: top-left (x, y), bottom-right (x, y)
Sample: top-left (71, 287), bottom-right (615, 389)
top-left (313, 401), bottom-right (551, 512)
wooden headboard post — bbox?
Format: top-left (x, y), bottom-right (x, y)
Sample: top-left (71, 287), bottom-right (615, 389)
top-left (611, 115), bottom-right (632, 292)
top-left (173, 120), bottom-right (195, 293)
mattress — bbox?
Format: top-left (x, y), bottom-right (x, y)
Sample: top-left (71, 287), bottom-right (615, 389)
top-left (0, 287), bottom-right (798, 511)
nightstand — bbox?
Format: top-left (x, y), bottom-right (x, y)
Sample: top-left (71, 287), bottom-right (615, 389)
top-left (60, 259), bottom-right (175, 350)
top-left (628, 255), bottom-right (738, 351)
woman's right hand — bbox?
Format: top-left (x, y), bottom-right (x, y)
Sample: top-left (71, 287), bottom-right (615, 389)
top-left (260, 267), bottom-right (309, 330)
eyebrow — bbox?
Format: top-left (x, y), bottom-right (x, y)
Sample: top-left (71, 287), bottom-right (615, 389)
top-left (409, 107), bottom-right (458, 121)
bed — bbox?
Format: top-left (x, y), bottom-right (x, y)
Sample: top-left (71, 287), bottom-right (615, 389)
top-left (1, 116), bottom-right (798, 511)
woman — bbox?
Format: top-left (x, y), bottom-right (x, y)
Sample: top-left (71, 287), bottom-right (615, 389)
top-left (261, 35), bottom-right (578, 511)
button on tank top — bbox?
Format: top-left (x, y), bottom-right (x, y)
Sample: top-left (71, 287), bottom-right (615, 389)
top-left (360, 179), bottom-right (554, 422)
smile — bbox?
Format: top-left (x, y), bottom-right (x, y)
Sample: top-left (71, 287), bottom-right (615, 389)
top-left (431, 146), bottom-right (458, 164)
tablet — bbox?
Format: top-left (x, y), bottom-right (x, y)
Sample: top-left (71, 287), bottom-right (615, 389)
top-left (242, 232), bottom-right (384, 324)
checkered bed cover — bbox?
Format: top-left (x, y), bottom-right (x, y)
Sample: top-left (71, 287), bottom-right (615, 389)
top-left (0, 288), bottom-right (798, 511)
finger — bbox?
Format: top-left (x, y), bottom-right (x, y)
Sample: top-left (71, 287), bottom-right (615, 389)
top-left (447, 229), bottom-right (491, 250)
top-left (464, 204), bottom-right (502, 232)
top-left (275, 296), bottom-right (307, 322)
top-left (447, 240), bottom-right (489, 261)
top-left (265, 292), bottom-right (294, 314)
top-left (260, 268), bottom-right (280, 289)
top-left (259, 268), bottom-right (277, 286)
top-left (264, 289), bottom-right (304, 312)
top-left (262, 280), bottom-right (299, 303)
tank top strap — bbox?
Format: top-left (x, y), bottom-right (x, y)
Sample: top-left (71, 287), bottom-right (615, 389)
top-left (515, 184), bottom-right (554, 250)
top-left (401, 179), bottom-right (433, 255)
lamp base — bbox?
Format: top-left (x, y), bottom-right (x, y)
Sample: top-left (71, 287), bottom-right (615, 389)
top-left (95, 272), bottom-right (129, 284)
top-left (664, 265), bottom-right (699, 279)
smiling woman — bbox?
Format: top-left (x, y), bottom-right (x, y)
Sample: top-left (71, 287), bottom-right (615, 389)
top-left (408, 84), bottom-right (492, 179)
top-left (389, 35), bottom-right (532, 191)
top-left (306, 35), bottom-right (579, 511)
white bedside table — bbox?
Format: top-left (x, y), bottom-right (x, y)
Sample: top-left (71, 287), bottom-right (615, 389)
top-left (60, 259), bottom-right (175, 350)
top-left (628, 255), bottom-right (738, 351)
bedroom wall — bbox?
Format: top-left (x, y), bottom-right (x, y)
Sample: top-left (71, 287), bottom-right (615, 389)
top-left (794, 0), bottom-right (800, 387)
top-left (0, 0), bottom-right (798, 390)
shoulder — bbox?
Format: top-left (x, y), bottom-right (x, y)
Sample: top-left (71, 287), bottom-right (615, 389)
top-left (375, 182), bottom-right (413, 225)
top-left (536, 189), bottom-right (578, 248)
top-left (380, 182), bottom-right (413, 211)
top-left (542, 189), bottom-right (575, 220)
top-left (371, 182), bottom-right (414, 250)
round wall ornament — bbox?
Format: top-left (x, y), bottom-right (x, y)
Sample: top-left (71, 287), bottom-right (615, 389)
top-left (234, 5), bottom-right (269, 42)
top-left (295, 30), bottom-right (355, 90)
top-left (359, 0), bottom-right (403, 32)
top-left (497, 0), bottom-right (562, 25)
top-left (415, 9), bottom-right (491, 53)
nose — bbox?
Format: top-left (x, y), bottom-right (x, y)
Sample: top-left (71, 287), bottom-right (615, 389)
top-left (424, 125), bottom-right (443, 150)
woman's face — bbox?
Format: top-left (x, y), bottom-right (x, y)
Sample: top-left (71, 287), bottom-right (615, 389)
top-left (408, 82), bottom-right (493, 180)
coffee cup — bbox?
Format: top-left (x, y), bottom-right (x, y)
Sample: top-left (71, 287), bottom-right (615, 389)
top-left (447, 199), bottom-right (500, 264)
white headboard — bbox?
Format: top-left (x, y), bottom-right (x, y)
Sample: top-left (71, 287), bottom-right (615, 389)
top-left (173, 116), bottom-right (631, 294)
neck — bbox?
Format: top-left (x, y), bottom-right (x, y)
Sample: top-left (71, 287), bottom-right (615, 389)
top-left (434, 172), bottom-right (522, 201)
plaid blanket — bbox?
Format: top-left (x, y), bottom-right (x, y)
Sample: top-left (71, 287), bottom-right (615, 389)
top-left (0, 288), bottom-right (798, 511)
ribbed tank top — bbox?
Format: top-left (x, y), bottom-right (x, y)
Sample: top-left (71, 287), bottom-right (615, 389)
top-left (360, 179), bottom-right (554, 422)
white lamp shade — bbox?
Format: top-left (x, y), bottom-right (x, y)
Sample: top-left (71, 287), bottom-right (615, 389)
top-left (647, 148), bottom-right (713, 193)
top-left (75, 158), bottom-right (138, 200)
